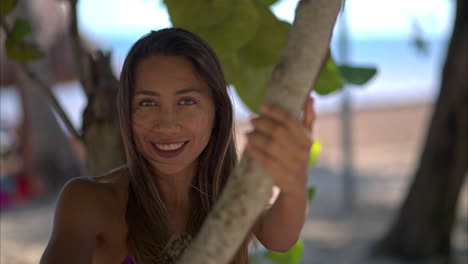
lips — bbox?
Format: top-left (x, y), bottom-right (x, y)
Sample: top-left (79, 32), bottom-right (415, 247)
top-left (150, 141), bottom-right (188, 158)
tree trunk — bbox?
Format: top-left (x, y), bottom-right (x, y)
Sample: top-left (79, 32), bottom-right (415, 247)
top-left (81, 51), bottom-right (126, 177)
top-left (14, 0), bottom-right (83, 193)
top-left (375, 0), bottom-right (468, 261)
top-left (66, 0), bottom-right (126, 177)
top-left (177, 1), bottom-right (342, 263)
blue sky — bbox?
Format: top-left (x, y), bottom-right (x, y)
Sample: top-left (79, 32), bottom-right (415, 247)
top-left (78, 0), bottom-right (454, 41)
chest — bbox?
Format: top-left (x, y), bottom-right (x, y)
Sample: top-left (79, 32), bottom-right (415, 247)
top-left (92, 211), bottom-right (129, 264)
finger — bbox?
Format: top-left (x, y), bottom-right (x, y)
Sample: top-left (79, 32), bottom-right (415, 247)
top-left (246, 141), bottom-right (295, 184)
top-left (247, 131), bottom-right (306, 173)
top-left (303, 96), bottom-right (315, 131)
top-left (251, 116), bottom-right (311, 160)
top-left (260, 105), bottom-right (312, 149)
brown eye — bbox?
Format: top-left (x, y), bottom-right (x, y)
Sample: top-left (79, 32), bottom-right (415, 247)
top-left (139, 99), bottom-right (156, 106)
top-left (179, 97), bottom-right (197, 105)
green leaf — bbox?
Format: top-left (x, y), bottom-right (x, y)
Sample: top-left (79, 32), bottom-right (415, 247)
top-left (256, 0), bottom-right (280, 6)
top-left (164, 0), bottom-right (234, 29)
top-left (0, 0), bottom-right (17, 16)
top-left (265, 239), bottom-right (304, 264)
top-left (219, 53), bottom-right (241, 84)
top-left (10, 18), bottom-right (32, 41)
top-left (307, 186), bottom-right (316, 203)
top-left (192, 0), bottom-right (260, 59)
top-left (238, 4), bottom-right (291, 67)
top-left (314, 56), bottom-right (343, 95)
top-left (5, 38), bottom-right (44, 63)
top-left (233, 62), bottom-right (273, 113)
top-left (338, 65), bottom-right (377, 86)
top-left (309, 140), bottom-right (321, 166)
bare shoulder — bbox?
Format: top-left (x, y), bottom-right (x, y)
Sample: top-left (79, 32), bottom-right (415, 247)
top-left (40, 167), bottom-right (130, 264)
top-left (53, 176), bottom-right (116, 232)
top-left (57, 165), bottom-right (130, 222)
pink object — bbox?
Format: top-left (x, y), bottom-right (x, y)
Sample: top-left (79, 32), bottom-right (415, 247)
top-left (0, 191), bottom-right (11, 209)
top-left (121, 256), bottom-right (135, 264)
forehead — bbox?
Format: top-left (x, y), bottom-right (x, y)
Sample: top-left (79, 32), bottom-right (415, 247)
top-left (134, 55), bottom-right (209, 93)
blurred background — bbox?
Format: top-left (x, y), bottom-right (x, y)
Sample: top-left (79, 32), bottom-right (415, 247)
top-left (0, 0), bottom-right (466, 263)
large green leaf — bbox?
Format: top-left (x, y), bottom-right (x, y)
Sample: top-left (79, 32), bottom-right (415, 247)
top-left (264, 239), bottom-right (304, 264)
top-left (5, 38), bottom-right (44, 63)
top-left (238, 4), bottom-right (290, 67)
top-left (338, 65), bottom-right (377, 86)
top-left (164, 0), bottom-right (234, 29)
top-left (256, 0), bottom-right (280, 6)
top-left (10, 18), bottom-right (32, 41)
top-left (0, 0), bottom-right (17, 16)
top-left (233, 61), bottom-right (273, 113)
top-left (193, 0), bottom-right (260, 59)
top-left (219, 53), bottom-right (241, 84)
top-left (5, 18), bottom-right (43, 63)
top-left (314, 56), bottom-right (343, 95)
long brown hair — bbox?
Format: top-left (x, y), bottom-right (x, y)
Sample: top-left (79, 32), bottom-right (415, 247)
top-left (118, 28), bottom-right (248, 264)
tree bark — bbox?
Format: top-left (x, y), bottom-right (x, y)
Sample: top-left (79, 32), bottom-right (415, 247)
top-left (375, 0), bottom-right (468, 261)
top-left (178, 1), bottom-right (342, 264)
top-left (67, 0), bottom-right (126, 177)
top-left (81, 51), bottom-right (126, 177)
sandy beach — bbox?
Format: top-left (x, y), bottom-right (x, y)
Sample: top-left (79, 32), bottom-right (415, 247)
top-left (1, 101), bottom-right (467, 264)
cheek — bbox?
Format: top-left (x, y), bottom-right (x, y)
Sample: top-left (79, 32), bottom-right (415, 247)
top-left (185, 109), bottom-right (215, 144)
top-left (131, 120), bottom-right (150, 150)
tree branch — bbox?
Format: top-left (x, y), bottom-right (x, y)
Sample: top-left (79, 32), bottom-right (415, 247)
top-left (177, 1), bottom-right (342, 264)
top-left (0, 16), bottom-right (82, 140)
top-left (0, 15), bottom-right (12, 35)
top-left (68, 0), bottom-right (91, 91)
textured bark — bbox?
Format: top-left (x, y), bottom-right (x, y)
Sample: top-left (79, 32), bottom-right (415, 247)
top-left (375, 0), bottom-right (468, 261)
top-left (66, 0), bottom-right (126, 178)
top-left (178, 1), bottom-right (342, 264)
top-left (12, 0), bottom-right (83, 193)
top-left (81, 51), bottom-right (126, 177)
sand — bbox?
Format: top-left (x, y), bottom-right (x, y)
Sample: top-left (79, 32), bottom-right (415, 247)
top-left (1, 101), bottom-right (467, 264)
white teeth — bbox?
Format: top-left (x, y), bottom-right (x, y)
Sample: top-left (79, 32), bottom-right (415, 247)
top-left (155, 142), bottom-right (185, 151)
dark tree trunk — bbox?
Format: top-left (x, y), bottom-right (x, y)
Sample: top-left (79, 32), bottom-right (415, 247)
top-left (375, 0), bottom-right (468, 261)
top-left (81, 51), bottom-right (125, 177)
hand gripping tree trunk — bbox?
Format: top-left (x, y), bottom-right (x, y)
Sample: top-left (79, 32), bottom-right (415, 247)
top-left (375, 0), bottom-right (468, 260)
top-left (177, 1), bottom-right (342, 264)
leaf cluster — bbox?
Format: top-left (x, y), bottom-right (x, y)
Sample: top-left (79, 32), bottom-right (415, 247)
top-left (1, 0), bottom-right (44, 63)
top-left (164, 0), bottom-right (377, 113)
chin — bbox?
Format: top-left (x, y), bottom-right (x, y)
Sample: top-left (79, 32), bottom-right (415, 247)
top-left (152, 162), bottom-right (195, 177)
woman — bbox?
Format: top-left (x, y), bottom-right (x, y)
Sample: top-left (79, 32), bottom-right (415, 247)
top-left (40, 28), bottom-right (315, 264)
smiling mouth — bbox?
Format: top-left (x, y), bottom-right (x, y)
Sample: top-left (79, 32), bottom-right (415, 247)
top-left (151, 141), bottom-right (189, 151)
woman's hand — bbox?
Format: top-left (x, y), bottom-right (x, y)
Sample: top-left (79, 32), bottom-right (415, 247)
top-left (246, 96), bottom-right (315, 196)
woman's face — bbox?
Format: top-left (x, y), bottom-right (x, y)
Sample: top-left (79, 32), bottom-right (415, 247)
top-left (131, 55), bottom-right (215, 177)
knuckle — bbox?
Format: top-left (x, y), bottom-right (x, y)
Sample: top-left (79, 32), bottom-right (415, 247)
top-left (267, 141), bottom-right (277, 153)
top-left (294, 162), bottom-right (303, 173)
top-left (270, 124), bottom-right (282, 137)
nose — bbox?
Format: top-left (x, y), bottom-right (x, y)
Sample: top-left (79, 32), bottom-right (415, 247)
top-left (153, 107), bottom-right (181, 132)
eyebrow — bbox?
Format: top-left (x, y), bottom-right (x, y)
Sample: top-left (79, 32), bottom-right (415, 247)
top-left (134, 88), bottom-right (202, 96)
